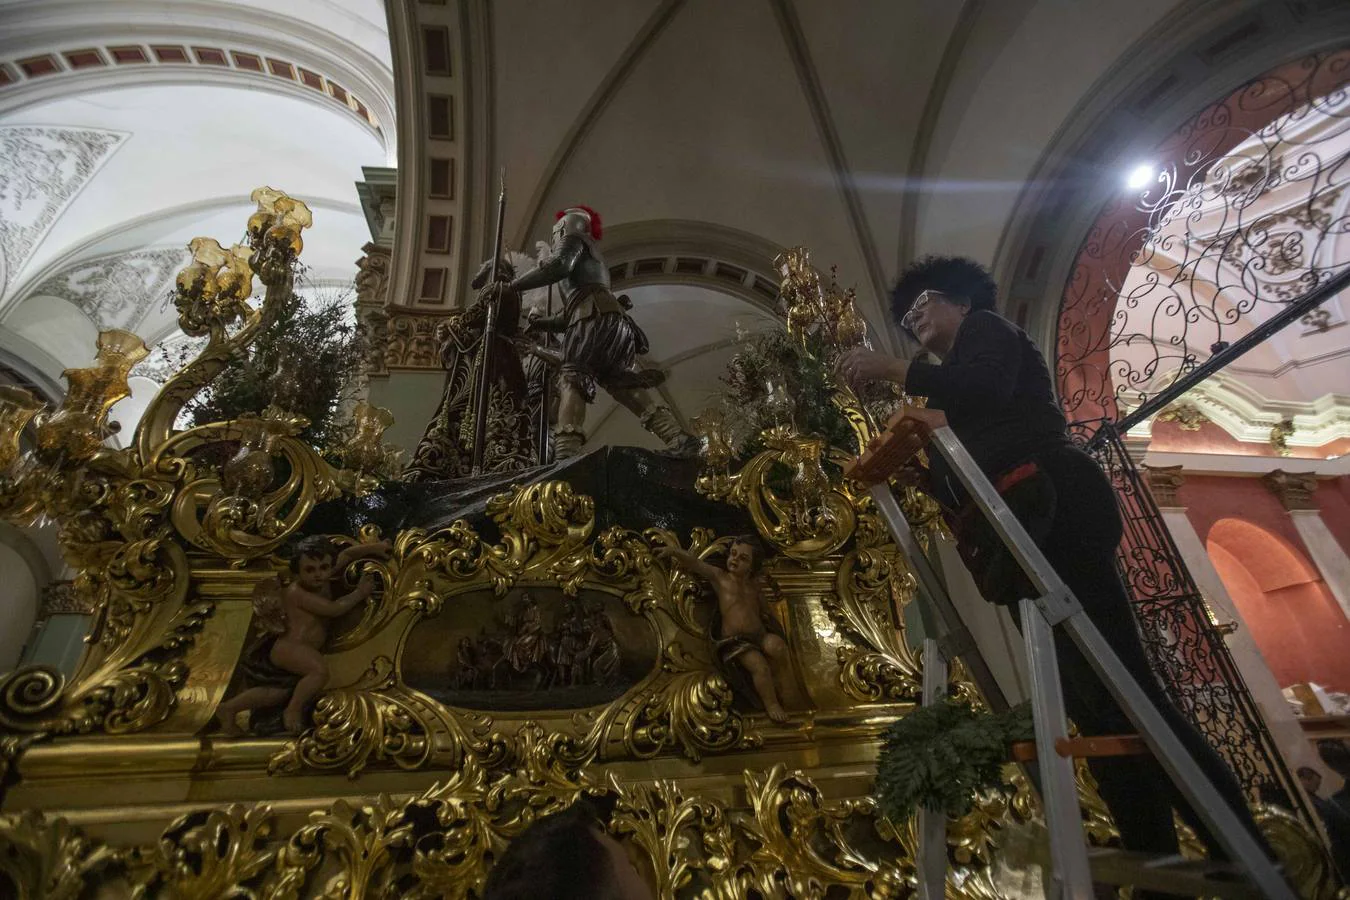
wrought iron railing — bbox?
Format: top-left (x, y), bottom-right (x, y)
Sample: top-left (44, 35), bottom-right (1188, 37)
top-left (1058, 48), bottom-right (1350, 428)
top-left (1052, 50), bottom-right (1350, 824)
top-left (1079, 421), bottom-right (1311, 819)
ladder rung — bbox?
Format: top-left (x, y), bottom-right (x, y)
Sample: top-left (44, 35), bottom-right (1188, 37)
top-left (1009, 734), bottom-right (1150, 762)
top-left (1085, 848), bottom-right (1267, 900)
top-left (1004, 828), bottom-right (1268, 899)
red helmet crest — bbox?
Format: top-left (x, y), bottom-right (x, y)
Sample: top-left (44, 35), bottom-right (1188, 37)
top-left (555, 205), bottom-right (603, 240)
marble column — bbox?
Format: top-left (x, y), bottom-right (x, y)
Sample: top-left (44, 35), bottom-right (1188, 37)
top-left (1262, 469), bottom-right (1350, 623)
top-left (1143, 465), bottom-right (1326, 777)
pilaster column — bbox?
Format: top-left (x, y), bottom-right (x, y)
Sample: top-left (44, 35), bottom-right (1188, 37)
top-left (1263, 469), bottom-right (1350, 622)
top-left (21, 580), bottom-right (93, 677)
top-left (1142, 465), bottom-right (1321, 773)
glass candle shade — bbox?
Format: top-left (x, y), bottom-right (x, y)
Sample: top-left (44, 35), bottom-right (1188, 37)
top-left (0, 384), bottom-right (44, 473)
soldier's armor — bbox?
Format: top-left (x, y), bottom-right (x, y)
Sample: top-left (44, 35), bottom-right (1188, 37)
top-left (512, 234), bottom-right (610, 302)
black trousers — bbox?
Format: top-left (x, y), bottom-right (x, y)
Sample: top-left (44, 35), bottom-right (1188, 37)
top-left (975, 445), bottom-right (1268, 870)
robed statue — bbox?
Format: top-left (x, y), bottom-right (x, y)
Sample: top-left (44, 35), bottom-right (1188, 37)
top-left (402, 275), bottom-right (535, 480)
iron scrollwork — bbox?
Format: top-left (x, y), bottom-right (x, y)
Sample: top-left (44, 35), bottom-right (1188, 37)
top-left (1057, 48), bottom-right (1350, 426)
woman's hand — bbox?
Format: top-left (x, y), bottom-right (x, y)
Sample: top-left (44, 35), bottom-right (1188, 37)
top-left (837, 348), bottom-right (907, 387)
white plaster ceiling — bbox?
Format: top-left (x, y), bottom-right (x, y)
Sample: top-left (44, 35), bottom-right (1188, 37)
top-left (491, 0), bottom-right (1195, 350)
top-left (0, 0), bottom-right (391, 379)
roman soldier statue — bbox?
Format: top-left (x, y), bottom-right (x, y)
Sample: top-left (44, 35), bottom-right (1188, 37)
top-left (473, 206), bottom-right (698, 459)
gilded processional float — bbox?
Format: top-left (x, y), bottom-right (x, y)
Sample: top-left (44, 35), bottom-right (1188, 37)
top-left (0, 191), bottom-right (1340, 898)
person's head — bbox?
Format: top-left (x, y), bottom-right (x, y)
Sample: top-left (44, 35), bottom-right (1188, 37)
top-left (1317, 739), bottom-right (1350, 778)
top-left (726, 535), bottom-right (768, 577)
top-left (1297, 766), bottom-right (1322, 795)
top-left (482, 800), bottom-right (652, 900)
top-left (290, 535), bottom-right (339, 591)
top-left (890, 255), bottom-right (999, 354)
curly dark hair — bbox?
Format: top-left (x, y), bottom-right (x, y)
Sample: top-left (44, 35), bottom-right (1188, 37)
top-left (482, 799), bottom-right (623, 900)
top-left (289, 535), bottom-right (339, 572)
top-left (890, 255), bottom-right (999, 332)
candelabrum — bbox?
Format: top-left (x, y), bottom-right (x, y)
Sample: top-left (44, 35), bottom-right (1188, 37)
top-left (0, 329), bottom-right (148, 527)
top-left (0, 188), bottom-right (386, 745)
top-left (329, 401), bottom-right (401, 492)
top-left (693, 247), bottom-right (944, 560)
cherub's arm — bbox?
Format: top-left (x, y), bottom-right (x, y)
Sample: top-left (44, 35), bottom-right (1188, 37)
top-left (290, 575), bottom-right (375, 618)
top-left (334, 540), bottom-right (393, 570)
top-left (654, 545), bottom-right (724, 584)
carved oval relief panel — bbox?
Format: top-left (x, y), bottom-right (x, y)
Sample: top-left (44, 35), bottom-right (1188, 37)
top-left (401, 585), bottom-right (659, 711)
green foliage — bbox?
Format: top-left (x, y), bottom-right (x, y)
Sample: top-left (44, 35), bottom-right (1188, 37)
top-left (874, 699), bottom-right (1033, 821)
top-left (186, 279), bottom-right (360, 449)
top-left (718, 329), bottom-right (858, 456)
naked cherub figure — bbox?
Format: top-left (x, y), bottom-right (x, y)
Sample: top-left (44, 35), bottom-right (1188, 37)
top-left (214, 535), bottom-right (391, 735)
top-left (655, 535), bottom-right (791, 723)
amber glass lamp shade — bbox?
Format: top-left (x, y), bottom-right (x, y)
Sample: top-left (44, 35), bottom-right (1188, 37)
top-left (0, 384), bottom-right (44, 473)
top-left (343, 402), bottom-right (395, 472)
top-left (36, 329), bottom-right (149, 461)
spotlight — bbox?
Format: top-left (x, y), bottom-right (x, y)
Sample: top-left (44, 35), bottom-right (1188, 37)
top-left (1126, 164), bottom-right (1155, 190)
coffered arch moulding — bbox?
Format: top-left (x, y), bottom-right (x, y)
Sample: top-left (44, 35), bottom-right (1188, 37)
top-left (601, 219), bottom-right (787, 318)
top-left (993, 0), bottom-right (1350, 354)
top-left (0, 0), bottom-right (396, 149)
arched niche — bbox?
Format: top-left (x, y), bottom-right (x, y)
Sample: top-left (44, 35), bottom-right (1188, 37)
top-left (1207, 517), bottom-right (1350, 693)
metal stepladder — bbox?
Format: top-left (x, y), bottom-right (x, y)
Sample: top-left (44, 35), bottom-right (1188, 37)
top-left (844, 408), bottom-right (1295, 900)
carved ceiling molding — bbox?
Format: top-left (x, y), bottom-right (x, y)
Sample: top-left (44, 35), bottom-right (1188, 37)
top-left (28, 246), bottom-right (187, 332)
top-left (385, 1), bottom-right (472, 313)
top-left (0, 42), bottom-right (384, 139)
top-left (0, 125), bottom-right (126, 297)
top-left (602, 219), bottom-right (787, 316)
top-left (1133, 371), bottom-right (1350, 449)
top-left (0, 0), bottom-right (395, 145)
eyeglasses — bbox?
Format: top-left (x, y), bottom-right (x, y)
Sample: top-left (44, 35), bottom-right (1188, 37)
top-left (901, 290), bottom-right (947, 331)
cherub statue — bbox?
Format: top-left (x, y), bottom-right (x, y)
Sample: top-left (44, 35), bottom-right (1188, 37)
top-left (655, 536), bottom-right (791, 723)
top-left (214, 535), bottom-right (391, 735)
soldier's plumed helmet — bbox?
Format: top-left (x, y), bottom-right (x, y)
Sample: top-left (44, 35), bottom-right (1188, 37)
top-left (553, 206), bottom-right (603, 241)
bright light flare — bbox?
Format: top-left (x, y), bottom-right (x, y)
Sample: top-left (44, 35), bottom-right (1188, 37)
top-left (1126, 164), bottom-right (1155, 190)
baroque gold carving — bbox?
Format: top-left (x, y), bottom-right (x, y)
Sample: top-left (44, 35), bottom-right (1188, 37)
top-left (0, 190), bottom-right (381, 749)
top-left (5, 768), bottom-right (1339, 900)
top-left (825, 547), bottom-right (921, 703)
top-left (1155, 401), bottom-right (1209, 431)
top-left (261, 480), bottom-right (760, 780)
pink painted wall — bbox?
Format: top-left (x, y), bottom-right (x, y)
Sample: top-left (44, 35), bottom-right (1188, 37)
top-left (1315, 476), bottom-right (1350, 556)
top-left (1180, 474), bottom-right (1350, 692)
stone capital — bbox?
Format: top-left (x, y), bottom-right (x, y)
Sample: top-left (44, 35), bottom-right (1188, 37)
top-left (1261, 469), bottom-right (1318, 511)
top-left (1143, 464), bottom-right (1186, 508)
